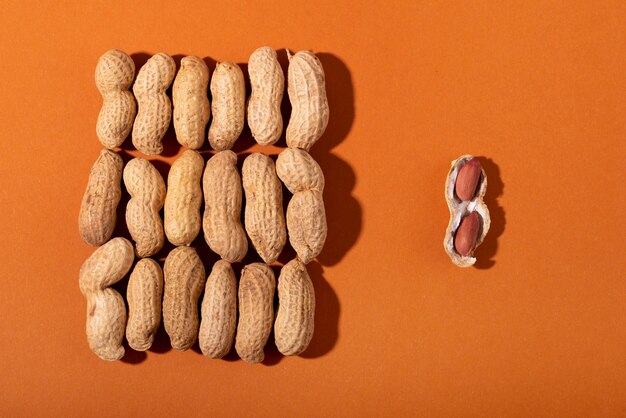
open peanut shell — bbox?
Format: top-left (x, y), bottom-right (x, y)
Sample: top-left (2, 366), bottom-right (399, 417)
top-left (443, 155), bottom-right (491, 267)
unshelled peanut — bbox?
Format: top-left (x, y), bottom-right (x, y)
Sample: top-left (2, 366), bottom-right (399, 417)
top-left (285, 50), bottom-right (329, 151)
top-left (124, 158), bottom-right (166, 257)
top-left (202, 151), bottom-right (248, 262)
top-left (95, 49), bottom-right (136, 149)
top-left (199, 260), bottom-right (237, 359)
top-left (242, 153), bottom-right (286, 264)
top-left (274, 259), bottom-right (315, 356)
top-left (173, 56), bottom-right (211, 149)
top-left (455, 158), bottom-right (482, 201)
top-left (208, 62), bottom-right (245, 150)
top-left (79, 149), bottom-right (123, 246)
top-left (163, 247), bottom-right (206, 350)
top-left (125, 258), bottom-right (163, 351)
top-left (132, 53), bottom-right (176, 155)
top-left (164, 150), bottom-right (204, 246)
top-left (247, 47), bottom-right (284, 146)
top-left (79, 237), bottom-right (134, 361)
top-left (276, 148), bottom-right (327, 264)
top-left (235, 263), bottom-right (276, 364)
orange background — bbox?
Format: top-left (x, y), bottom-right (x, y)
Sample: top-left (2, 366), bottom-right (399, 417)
top-left (1, 1), bottom-right (625, 416)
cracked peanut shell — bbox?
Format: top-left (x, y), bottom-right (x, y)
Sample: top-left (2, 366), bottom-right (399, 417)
top-left (443, 155), bottom-right (491, 267)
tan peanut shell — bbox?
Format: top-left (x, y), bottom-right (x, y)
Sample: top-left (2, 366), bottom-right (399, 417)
top-left (78, 149), bottom-right (123, 246)
top-left (285, 50), bottom-right (329, 151)
top-left (202, 151), bottom-right (248, 262)
top-left (125, 258), bottom-right (163, 351)
top-left (163, 246), bottom-right (206, 350)
top-left (276, 148), bottom-right (325, 193)
top-left (199, 260), bottom-right (237, 359)
top-left (164, 150), bottom-right (204, 246)
top-left (444, 155), bottom-right (491, 267)
top-left (286, 190), bottom-right (327, 264)
top-left (124, 158), bottom-right (166, 257)
top-left (79, 237), bottom-right (134, 361)
top-left (274, 259), bottom-right (315, 356)
top-left (276, 148), bottom-right (327, 264)
top-left (247, 47), bottom-right (284, 146)
top-left (242, 153), bottom-right (286, 264)
top-left (208, 62), bottom-right (245, 150)
top-left (95, 49), bottom-right (137, 148)
top-left (173, 56), bottom-right (210, 149)
top-left (132, 53), bottom-right (176, 155)
top-left (235, 263), bottom-right (276, 364)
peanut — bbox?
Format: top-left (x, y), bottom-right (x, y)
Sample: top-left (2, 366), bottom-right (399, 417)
top-left (173, 56), bottom-right (211, 149)
top-left (455, 158), bottom-right (482, 201)
top-left (443, 155), bottom-right (491, 267)
top-left (276, 148), bottom-right (327, 264)
top-left (274, 259), bottom-right (315, 356)
top-left (285, 50), bottom-right (329, 151)
top-left (163, 246), bottom-right (206, 351)
top-left (208, 62), bottom-right (245, 150)
top-left (454, 212), bottom-right (481, 256)
top-left (132, 53), bottom-right (176, 155)
top-left (164, 150), bottom-right (204, 246)
top-left (202, 151), bottom-right (248, 262)
top-left (247, 47), bottom-right (284, 146)
top-left (78, 149), bottom-right (123, 246)
top-left (199, 260), bottom-right (237, 359)
top-left (124, 158), bottom-right (166, 257)
top-left (79, 237), bottom-right (134, 361)
top-left (242, 153), bottom-right (286, 264)
top-left (125, 258), bottom-right (163, 351)
top-left (235, 263), bottom-right (276, 364)
top-left (95, 49), bottom-right (137, 149)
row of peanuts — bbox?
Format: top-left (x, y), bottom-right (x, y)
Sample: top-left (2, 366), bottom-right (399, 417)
top-left (78, 47), bottom-right (329, 362)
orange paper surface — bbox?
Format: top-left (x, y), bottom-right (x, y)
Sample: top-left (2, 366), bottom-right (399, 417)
top-left (0, 1), bottom-right (625, 416)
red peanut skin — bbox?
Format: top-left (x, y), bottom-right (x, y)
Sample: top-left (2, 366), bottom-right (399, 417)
top-left (454, 212), bottom-right (481, 256)
top-left (455, 158), bottom-right (482, 201)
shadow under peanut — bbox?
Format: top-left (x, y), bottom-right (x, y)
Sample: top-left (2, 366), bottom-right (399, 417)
top-left (473, 157), bottom-right (505, 269)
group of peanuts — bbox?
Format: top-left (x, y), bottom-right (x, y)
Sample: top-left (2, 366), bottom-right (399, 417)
top-left (78, 47), bottom-right (329, 362)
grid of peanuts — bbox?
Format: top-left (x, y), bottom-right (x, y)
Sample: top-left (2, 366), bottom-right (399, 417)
top-left (78, 47), bottom-right (329, 363)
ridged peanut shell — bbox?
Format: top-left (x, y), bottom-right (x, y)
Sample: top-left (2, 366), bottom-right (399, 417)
top-left (247, 47), bottom-right (284, 146)
top-left (163, 246), bottom-right (206, 350)
top-left (286, 190), bottom-right (327, 264)
top-left (199, 260), bottom-right (237, 359)
top-left (286, 50), bottom-right (329, 151)
top-left (164, 150), bottom-right (204, 246)
top-left (126, 258), bottom-right (163, 351)
top-left (242, 153), bottom-right (286, 264)
top-left (443, 155), bottom-right (491, 267)
top-left (95, 49), bottom-right (136, 148)
top-left (208, 62), bottom-right (245, 150)
top-left (235, 263), bottom-right (276, 364)
top-left (79, 237), bottom-right (134, 361)
top-left (276, 148), bottom-right (325, 193)
top-left (132, 53), bottom-right (176, 155)
top-left (78, 149), bottom-right (123, 246)
top-left (202, 151), bottom-right (248, 262)
top-left (124, 158), bottom-right (166, 258)
top-left (173, 56), bottom-right (210, 149)
top-left (274, 259), bottom-right (315, 356)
